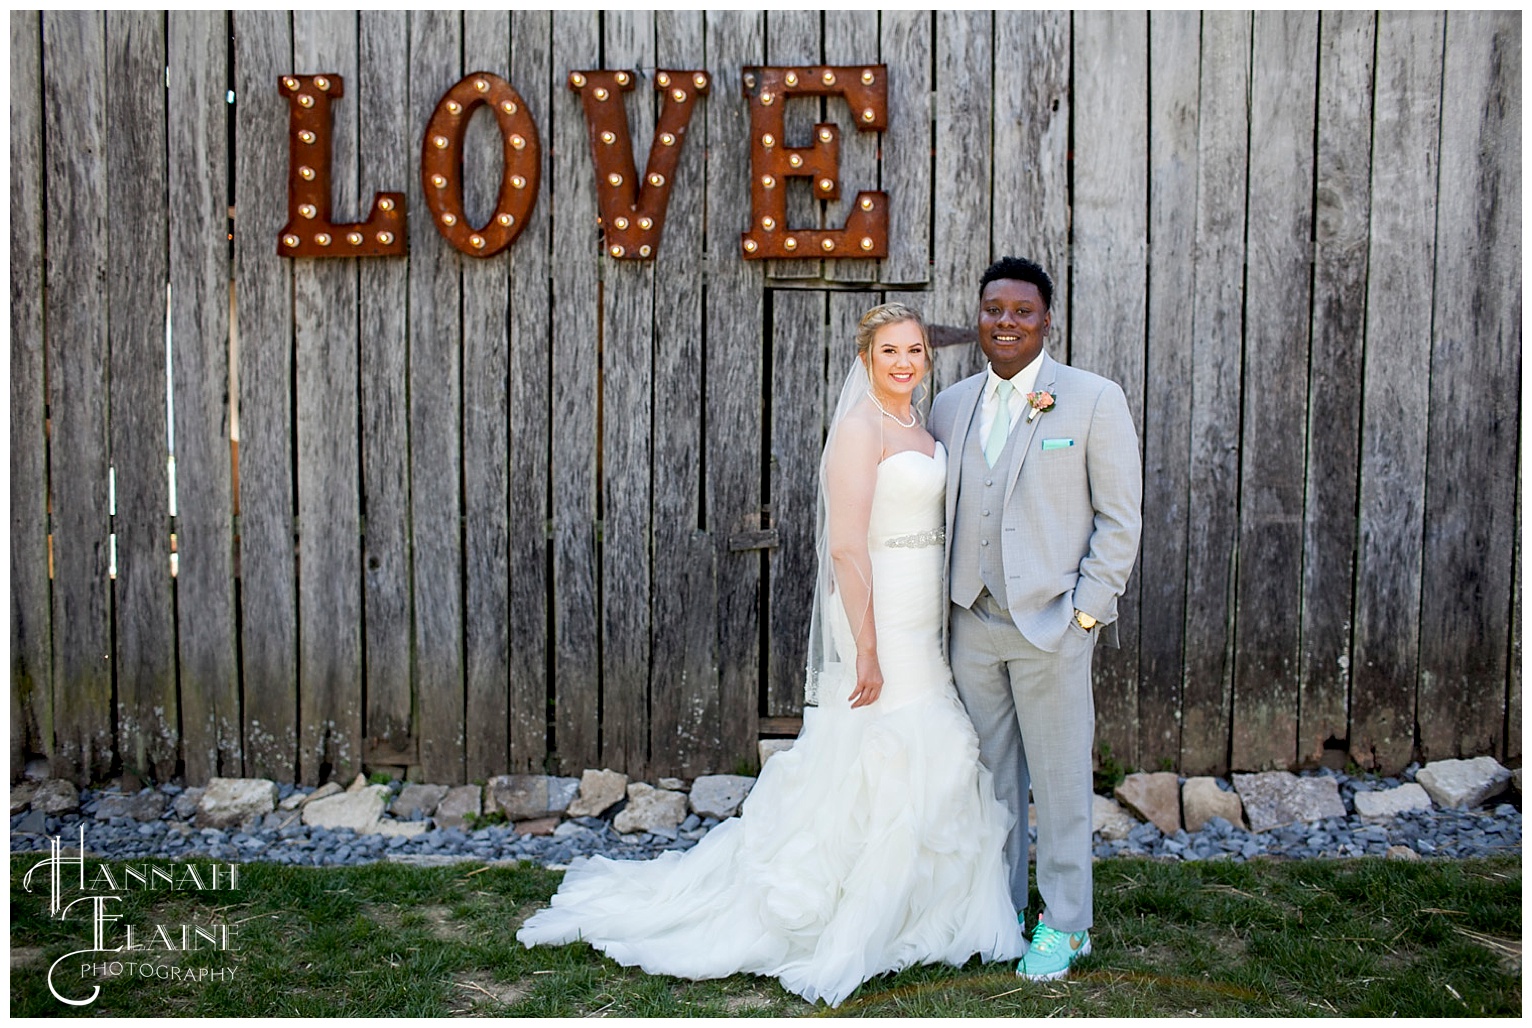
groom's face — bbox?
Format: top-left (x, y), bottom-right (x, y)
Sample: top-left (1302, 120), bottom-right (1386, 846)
top-left (978, 279), bottom-right (1050, 379)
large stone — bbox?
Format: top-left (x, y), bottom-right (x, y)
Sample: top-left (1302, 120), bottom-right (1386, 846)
top-left (31, 779), bottom-right (81, 815)
top-left (613, 783), bottom-right (688, 835)
top-left (1092, 794), bottom-right (1138, 841)
top-left (390, 783), bottom-right (449, 820)
top-left (487, 775), bottom-right (549, 821)
top-left (370, 819), bottom-right (429, 838)
top-left (1352, 782), bottom-right (1433, 820)
top-left (433, 785), bottom-right (482, 830)
top-left (566, 769), bottom-right (629, 819)
top-left (1415, 757), bottom-right (1512, 810)
top-left (657, 777), bottom-right (687, 792)
top-left (1115, 772), bottom-right (1181, 835)
top-left (1232, 772), bottom-right (1345, 832)
top-left (689, 775), bottom-right (755, 820)
top-left (172, 787), bottom-right (205, 820)
top-left (194, 778), bottom-right (277, 829)
top-left (1182, 777), bottom-right (1244, 832)
top-left (546, 777), bottom-right (581, 815)
top-left (95, 790), bottom-right (167, 822)
top-left (11, 781), bottom-right (40, 814)
top-left (759, 739), bottom-right (794, 766)
top-left (302, 785), bottom-right (389, 832)
top-left (515, 816), bottom-right (560, 837)
top-left (345, 773), bottom-right (370, 793)
top-left (302, 782), bottom-right (344, 806)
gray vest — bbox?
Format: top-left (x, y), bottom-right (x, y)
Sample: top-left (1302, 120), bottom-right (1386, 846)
top-left (951, 398), bottom-right (1026, 608)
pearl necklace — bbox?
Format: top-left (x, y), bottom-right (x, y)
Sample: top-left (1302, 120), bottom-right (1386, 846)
top-left (865, 389), bottom-right (917, 428)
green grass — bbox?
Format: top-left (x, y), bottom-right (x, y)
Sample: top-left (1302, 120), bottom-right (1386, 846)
top-left (9, 852), bottom-right (1519, 1017)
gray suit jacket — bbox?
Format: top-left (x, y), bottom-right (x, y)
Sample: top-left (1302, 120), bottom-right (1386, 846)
top-left (931, 351), bottom-right (1143, 653)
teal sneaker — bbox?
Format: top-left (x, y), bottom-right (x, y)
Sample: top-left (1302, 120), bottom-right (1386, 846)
top-left (1017, 922), bottom-right (1091, 980)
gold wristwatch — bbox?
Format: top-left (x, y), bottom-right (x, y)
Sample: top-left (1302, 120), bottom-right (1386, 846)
top-left (1073, 610), bottom-right (1097, 631)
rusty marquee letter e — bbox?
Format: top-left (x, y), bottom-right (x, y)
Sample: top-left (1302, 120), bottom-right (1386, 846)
top-left (740, 65), bottom-right (888, 260)
top-left (421, 72), bottom-right (542, 257)
top-left (568, 68), bottom-right (709, 260)
top-left (278, 74), bottom-right (406, 257)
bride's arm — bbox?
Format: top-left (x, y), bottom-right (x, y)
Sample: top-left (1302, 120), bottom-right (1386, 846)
top-left (825, 414), bottom-right (883, 708)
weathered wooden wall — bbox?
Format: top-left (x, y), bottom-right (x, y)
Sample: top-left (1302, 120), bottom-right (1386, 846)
top-left (11, 11), bottom-right (1521, 785)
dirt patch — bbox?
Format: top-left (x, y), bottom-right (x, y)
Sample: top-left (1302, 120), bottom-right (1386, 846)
top-left (725, 990), bottom-right (777, 1012)
top-left (417, 904), bottom-right (467, 941)
top-left (447, 973), bottom-right (530, 1015)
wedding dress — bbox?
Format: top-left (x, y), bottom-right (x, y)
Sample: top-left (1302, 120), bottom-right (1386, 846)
top-left (516, 441), bottom-right (1023, 1007)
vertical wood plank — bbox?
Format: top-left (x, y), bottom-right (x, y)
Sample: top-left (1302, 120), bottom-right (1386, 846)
top-left (764, 9), bottom-right (822, 280)
top-left (549, 10), bottom-right (602, 773)
top-left (292, 11), bottom-right (364, 784)
top-left (1418, 11), bottom-right (1520, 760)
top-left (1139, 10), bottom-right (1200, 770)
top-left (649, 9), bottom-right (718, 775)
top-left (169, 12), bottom-right (239, 780)
top-left (599, 9), bottom-right (657, 775)
top-left (1508, 481), bottom-right (1522, 763)
top-left (356, 10), bottom-right (412, 775)
top-left (929, 11), bottom-right (992, 392)
top-left (1071, 10), bottom-right (1147, 769)
top-left (461, 9), bottom-right (512, 781)
top-left (1231, 11), bottom-right (1318, 770)
top-left (108, 10), bottom-right (177, 781)
top-left (827, 292), bottom-right (879, 424)
top-left (407, 10), bottom-right (466, 783)
top-left (11, 11), bottom-right (52, 776)
top-left (1180, 11), bottom-right (1250, 775)
top-left (234, 10), bottom-right (298, 781)
top-left (1298, 11), bottom-right (1374, 767)
top-left (705, 10), bottom-right (766, 770)
top-left (1351, 11), bottom-right (1444, 772)
top-left (822, 9), bottom-right (877, 285)
top-left (993, 10), bottom-right (1070, 342)
top-left (878, 10), bottom-right (931, 286)
top-left (767, 290), bottom-right (826, 716)
top-left (506, 9), bottom-right (552, 774)
top-left (44, 10), bottom-right (113, 783)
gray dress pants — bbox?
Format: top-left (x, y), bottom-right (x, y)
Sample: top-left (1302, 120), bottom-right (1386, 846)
top-left (950, 589), bottom-right (1097, 933)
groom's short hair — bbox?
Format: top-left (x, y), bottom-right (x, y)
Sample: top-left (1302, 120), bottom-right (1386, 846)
top-left (979, 256), bottom-right (1053, 310)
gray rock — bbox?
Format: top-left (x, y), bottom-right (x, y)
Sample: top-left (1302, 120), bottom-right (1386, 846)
top-left (657, 777), bottom-right (687, 792)
top-left (278, 791), bottom-right (307, 811)
top-left (613, 783), bottom-right (688, 835)
top-left (1353, 782), bottom-right (1433, 820)
top-left (173, 787), bottom-right (205, 820)
top-left (1386, 844), bottom-right (1421, 861)
top-left (345, 773), bottom-right (370, 793)
top-left (1183, 777), bottom-right (1244, 832)
top-left (758, 739), bottom-right (794, 766)
top-left (1092, 794), bottom-right (1139, 841)
top-left (487, 775), bottom-right (550, 821)
top-left (1233, 771), bottom-right (1346, 832)
top-left (302, 785), bottom-right (389, 833)
top-left (567, 769), bottom-right (629, 819)
top-left (433, 785), bottom-right (482, 830)
top-left (1415, 757), bottom-right (1512, 810)
top-left (95, 790), bottom-right (166, 822)
top-left (195, 778), bottom-right (279, 829)
top-left (390, 783), bottom-right (449, 820)
top-left (547, 777), bottom-right (581, 815)
top-left (11, 780), bottom-right (40, 814)
top-left (14, 807), bottom-right (47, 835)
top-left (1115, 772), bottom-right (1181, 835)
top-left (688, 775), bottom-right (755, 820)
top-left (372, 819), bottom-right (429, 838)
top-left (31, 778), bottom-right (81, 815)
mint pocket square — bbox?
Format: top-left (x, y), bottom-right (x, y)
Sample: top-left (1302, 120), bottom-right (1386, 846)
top-left (1041, 438), bottom-right (1075, 450)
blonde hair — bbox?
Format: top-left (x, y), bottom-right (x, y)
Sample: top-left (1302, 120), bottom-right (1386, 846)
top-left (855, 302), bottom-right (929, 361)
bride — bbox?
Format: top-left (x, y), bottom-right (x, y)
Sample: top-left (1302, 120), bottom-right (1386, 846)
top-left (516, 303), bottom-right (1023, 1006)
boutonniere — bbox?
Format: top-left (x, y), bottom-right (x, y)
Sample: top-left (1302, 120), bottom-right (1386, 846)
top-left (1025, 390), bottom-right (1056, 423)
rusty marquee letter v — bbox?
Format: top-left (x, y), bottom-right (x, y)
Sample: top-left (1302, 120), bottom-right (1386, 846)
top-left (568, 68), bottom-right (710, 260)
top-left (278, 74), bottom-right (406, 257)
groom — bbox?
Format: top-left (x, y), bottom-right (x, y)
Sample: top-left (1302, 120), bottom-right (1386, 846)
top-left (931, 256), bottom-right (1142, 981)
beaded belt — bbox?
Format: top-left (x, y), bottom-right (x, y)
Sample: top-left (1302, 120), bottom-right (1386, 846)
top-left (882, 527), bottom-right (945, 549)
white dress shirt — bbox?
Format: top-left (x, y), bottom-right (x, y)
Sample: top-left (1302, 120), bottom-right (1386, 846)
top-left (978, 350), bottom-right (1045, 446)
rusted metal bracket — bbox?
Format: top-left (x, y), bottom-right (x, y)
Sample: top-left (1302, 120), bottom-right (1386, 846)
top-left (568, 68), bottom-right (710, 260)
top-left (278, 74), bottom-right (406, 258)
top-left (739, 64), bottom-right (888, 260)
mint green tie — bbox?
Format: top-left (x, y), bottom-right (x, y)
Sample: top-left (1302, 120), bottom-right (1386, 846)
top-left (984, 380), bottom-right (1014, 466)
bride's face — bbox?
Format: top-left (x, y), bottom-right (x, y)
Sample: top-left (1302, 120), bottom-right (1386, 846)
top-left (864, 321), bottom-right (928, 401)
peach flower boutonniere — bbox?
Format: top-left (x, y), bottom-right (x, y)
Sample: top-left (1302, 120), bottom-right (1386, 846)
top-left (1025, 390), bottom-right (1056, 423)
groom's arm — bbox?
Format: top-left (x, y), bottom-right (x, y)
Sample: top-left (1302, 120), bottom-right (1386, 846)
top-left (1072, 381), bottom-right (1143, 624)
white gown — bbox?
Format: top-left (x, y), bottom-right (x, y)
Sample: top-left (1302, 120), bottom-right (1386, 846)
top-left (516, 443), bottom-right (1023, 1006)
